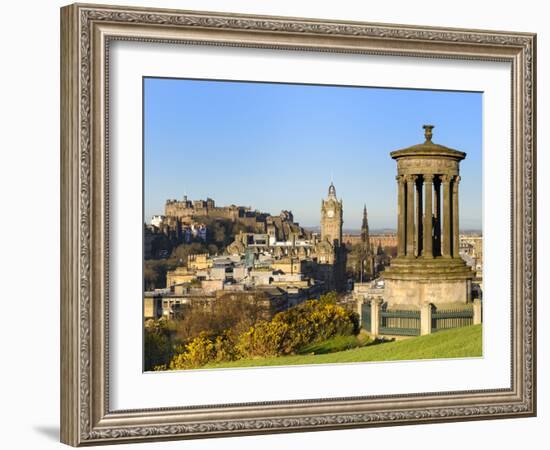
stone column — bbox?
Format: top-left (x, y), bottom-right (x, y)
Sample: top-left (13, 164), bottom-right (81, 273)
top-left (415, 177), bottom-right (423, 256)
top-left (396, 175), bottom-right (406, 257)
top-left (434, 179), bottom-right (441, 256)
top-left (473, 298), bottom-right (482, 325)
top-left (441, 174), bottom-right (452, 257)
top-left (371, 297), bottom-right (383, 337)
top-left (356, 297), bottom-right (364, 327)
top-left (423, 174), bottom-right (434, 258)
top-left (420, 303), bottom-right (433, 335)
top-left (405, 175), bottom-right (417, 257)
top-left (452, 176), bottom-right (461, 258)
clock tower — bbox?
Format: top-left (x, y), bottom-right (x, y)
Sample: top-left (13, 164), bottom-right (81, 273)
top-left (321, 182), bottom-right (343, 246)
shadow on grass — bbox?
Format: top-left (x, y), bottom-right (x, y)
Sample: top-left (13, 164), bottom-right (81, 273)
top-left (298, 334), bottom-right (390, 356)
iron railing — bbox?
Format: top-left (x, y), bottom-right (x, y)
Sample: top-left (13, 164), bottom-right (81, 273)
top-left (380, 308), bottom-right (420, 336)
top-left (361, 302), bottom-right (372, 332)
top-left (432, 307), bottom-right (473, 331)
top-left (361, 302), bottom-right (474, 336)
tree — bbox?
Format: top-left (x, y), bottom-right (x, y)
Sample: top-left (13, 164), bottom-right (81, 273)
top-left (144, 320), bottom-right (172, 370)
top-left (174, 293), bottom-right (270, 343)
top-left (171, 242), bottom-right (209, 262)
top-left (143, 258), bottom-right (179, 290)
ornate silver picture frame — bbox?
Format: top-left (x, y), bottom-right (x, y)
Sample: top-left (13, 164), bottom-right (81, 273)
top-left (60, 3), bottom-right (536, 446)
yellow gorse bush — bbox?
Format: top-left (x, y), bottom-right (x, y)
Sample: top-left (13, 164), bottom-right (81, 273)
top-left (168, 295), bottom-right (359, 369)
top-left (169, 332), bottom-right (215, 369)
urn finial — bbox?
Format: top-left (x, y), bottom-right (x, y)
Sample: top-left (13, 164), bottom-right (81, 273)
top-left (423, 124), bottom-right (434, 143)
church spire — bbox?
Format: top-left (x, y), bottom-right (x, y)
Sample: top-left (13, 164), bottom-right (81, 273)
top-left (361, 204), bottom-right (368, 230)
top-left (361, 204), bottom-right (370, 251)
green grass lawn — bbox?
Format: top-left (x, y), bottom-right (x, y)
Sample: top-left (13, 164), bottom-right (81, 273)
top-left (298, 334), bottom-right (370, 355)
top-left (203, 324), bottom-right (482, 369)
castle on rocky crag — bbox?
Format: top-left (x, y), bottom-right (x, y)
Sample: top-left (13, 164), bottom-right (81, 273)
top-left (159, 196), bottom-right (306, 243)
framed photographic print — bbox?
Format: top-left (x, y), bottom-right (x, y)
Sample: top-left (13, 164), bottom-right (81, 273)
top-left (60, 3), bottom-right (537, 446)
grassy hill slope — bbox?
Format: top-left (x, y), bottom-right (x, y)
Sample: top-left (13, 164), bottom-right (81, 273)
top-left (204, 324), bottom-right (482, 369)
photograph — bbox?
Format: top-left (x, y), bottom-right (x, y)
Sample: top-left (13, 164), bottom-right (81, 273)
top-left (142, 78), bottom-right (484, 372)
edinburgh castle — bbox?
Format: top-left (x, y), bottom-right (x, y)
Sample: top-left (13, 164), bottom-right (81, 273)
top-left (160, 196), bottom-right (307, 243)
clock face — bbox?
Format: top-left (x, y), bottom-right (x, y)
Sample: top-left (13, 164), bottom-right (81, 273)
top-left (327, 209), bottom-right (335, 218)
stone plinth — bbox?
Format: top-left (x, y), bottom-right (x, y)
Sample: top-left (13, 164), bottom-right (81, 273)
top-left (383, 256), bottom-right (473, 307)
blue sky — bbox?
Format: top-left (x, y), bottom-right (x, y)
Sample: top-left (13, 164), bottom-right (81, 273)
top-left (144, 78), bottom-right (482, 230)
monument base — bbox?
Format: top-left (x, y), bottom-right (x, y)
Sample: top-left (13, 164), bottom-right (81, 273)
top-left (383, 257), bottom-right (474, 308)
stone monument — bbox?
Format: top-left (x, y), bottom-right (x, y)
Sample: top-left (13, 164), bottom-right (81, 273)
top-left (383, 125), bottom-right (474, 307)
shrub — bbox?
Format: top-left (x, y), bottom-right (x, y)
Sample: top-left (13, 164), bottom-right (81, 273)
top-left (236, 300), bottom-right (359, 359)
top-left (213, 330), bottom-right (241, 362)
top-left (318, 291), bottom-right (338, 305)
top-left (169, 330), bottom-right (240, 369)
top-left (273, 300), bottom-right (359, 343)
top-left (235, 321), bottom-right (292, 358)
top-left (169, 332), bottom-right (215, 369)
top-left (168, 296), bottom-right (361, 368)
